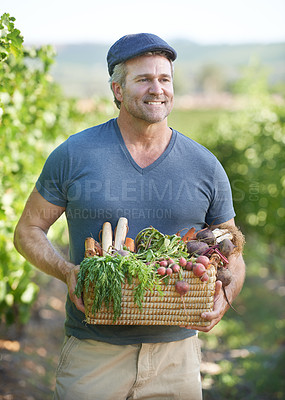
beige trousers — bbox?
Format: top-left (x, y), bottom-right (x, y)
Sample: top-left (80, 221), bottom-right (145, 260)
top-left (53, 335), bottom-right (202, 400)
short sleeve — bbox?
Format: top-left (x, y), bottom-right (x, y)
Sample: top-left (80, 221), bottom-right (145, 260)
top-left (205, 159), bottom-right (236, 226)
top-left (36, 141), bottom-right (69, 207)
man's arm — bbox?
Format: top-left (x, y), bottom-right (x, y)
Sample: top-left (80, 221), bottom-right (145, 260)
top-left (184, 218), bottom-right (246, 332)
top-left (14, 187), bottom-right (85, 313)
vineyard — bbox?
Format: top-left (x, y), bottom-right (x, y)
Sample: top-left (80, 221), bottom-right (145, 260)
top-left (0, 13), bottom-right (284, 400)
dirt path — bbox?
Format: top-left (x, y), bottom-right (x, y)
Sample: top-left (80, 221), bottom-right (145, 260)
top-left (0, 278), bottom-right (66, 400)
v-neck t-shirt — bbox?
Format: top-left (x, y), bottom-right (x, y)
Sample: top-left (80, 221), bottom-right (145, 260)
top-left (36, 118), bottom-right (235, 344)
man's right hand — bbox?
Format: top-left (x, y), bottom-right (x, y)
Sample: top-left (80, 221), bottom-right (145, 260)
top-left (65, 265), bottom-right (85, 314)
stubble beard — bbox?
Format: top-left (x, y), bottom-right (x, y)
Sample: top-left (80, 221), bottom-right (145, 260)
top-left (123, 95), bottom-right (173, 124)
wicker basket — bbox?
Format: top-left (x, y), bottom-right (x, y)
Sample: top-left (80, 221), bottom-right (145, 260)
top-left (83, 264), bottom-right (217, 327)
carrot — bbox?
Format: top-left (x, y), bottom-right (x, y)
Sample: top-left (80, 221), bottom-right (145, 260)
top-left (181, 227), bottom-right (196, 242)
top-left (84, 237), bottom-right (103, 257)
top-left (124, 237), bottom-right (135, 252)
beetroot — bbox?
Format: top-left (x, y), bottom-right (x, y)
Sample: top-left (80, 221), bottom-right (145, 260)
top-left (218, 238), bottom-right (236, 258)
top-left (216, 267), bottom-right (232, 287)
top-left (186, 240), bottom-right (209, 256)
top-left (196, 228), bottom-right (215, 245)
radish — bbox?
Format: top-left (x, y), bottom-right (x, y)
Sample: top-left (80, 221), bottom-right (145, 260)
top-left (175, 280), bottom-right (190, 316)
top-left (196, 255), bottom-right (210, 268)
top-left (157, 266), bottom-right (166, 276)
top-left (167, 258), bottom-right (175, 265)
top-left (166, 267), bottom-right (173, 275)
top-left (200, 272), bottom-right (209, 282)
top-left (171, 264), bottom-right (180, 273)
top-left (192, 263), bottom-right (206, 277)
top-left (159, 260), bottom-right (168, 267)
top-left (185, 261), bottom-right (193, 271)
top-left (175, 280), bottom-right (190, 295)
top-left (179, 257), bottom-right (187, 267)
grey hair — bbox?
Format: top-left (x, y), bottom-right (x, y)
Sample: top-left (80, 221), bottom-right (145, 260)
top-left (109, 51), bottom-right (174, 109)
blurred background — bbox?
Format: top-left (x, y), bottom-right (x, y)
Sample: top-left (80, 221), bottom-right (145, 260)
top-left (0, 1), bottom-right (284, 399)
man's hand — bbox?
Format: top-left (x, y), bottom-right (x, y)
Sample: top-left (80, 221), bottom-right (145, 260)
top-left (181, 280), bottom-right (227, 332)
top-left (65, 265), bottom-right (85, 314)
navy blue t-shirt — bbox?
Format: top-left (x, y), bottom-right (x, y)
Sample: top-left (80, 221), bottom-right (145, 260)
top-left (36, 118), bottom-right (235, 344)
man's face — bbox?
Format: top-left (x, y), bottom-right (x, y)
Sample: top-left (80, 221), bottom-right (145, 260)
top-left (118, 54), bottom-right (174, 124)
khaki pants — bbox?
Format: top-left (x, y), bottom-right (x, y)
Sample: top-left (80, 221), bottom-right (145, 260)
top-left (53, 335), bottom-right (202, 400)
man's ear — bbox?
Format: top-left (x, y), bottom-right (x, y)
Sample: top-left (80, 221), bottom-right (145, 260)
top-left (112, 82), bottom-right (123, 103)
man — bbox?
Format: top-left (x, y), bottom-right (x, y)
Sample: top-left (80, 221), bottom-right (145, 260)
top-left (14, 33), bottom-right (245, 400)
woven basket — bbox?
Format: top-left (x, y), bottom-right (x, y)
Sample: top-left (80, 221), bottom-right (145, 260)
top-left (83, 264), bottom-right (217, 327)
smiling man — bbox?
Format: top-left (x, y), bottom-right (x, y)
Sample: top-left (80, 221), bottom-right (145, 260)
top-left (14, 33), bottom-right (245, 400)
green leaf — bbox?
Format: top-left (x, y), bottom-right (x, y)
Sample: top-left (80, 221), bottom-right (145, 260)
top-left (20, 282), bottom-right (39, 304)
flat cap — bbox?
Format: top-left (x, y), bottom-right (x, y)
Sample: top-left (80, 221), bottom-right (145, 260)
top-left (107, 33), bottom-right (177, 76)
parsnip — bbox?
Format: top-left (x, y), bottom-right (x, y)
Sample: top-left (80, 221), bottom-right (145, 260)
top-left (114, 217), bottom-right (128, 251)
top-left (102, 222), bottom-right (113, 254)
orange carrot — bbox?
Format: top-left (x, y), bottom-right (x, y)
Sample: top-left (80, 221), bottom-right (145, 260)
top-left (124, 237), bottom-right (135, 252)
top-left (181, 227), bottom-right (196, 242)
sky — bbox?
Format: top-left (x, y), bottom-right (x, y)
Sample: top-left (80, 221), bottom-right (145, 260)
top-left (1, 0), bottom-right (285, 46)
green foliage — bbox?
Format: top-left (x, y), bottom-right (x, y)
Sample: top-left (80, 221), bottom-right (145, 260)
top-left (0, 13), bottom-right (86, 326)
top-left (0, 13), bottom-right (23, 61)
top-left (171, 67), bottom-right (285, 262)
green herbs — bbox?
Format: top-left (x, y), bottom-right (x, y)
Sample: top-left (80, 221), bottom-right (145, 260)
top-left (75, 253), bottom-right (163, 321)
top-left (135, 227), bottom-right (188, 263)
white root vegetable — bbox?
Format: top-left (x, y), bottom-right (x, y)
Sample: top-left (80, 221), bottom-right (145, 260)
top-left (102, 222), bottom-right (113, 254)
top-left (114, 217), bottom-right (129, 251)
top-left (212, 228), bottom-right (233, 243)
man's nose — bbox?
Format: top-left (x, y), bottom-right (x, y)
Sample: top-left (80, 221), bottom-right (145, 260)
top-left (148, 79), bottom-right (163, 95)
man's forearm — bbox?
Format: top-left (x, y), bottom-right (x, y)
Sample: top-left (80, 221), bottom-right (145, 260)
top-left (14, 224), bottom-right (75, 283)
top-left (224, 253), bottom-right (246, 307)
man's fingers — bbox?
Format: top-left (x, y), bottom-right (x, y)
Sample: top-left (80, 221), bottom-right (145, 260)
top-left (72, 293), bottom-right (85, 313)
top-left (66, 265), bottom-right (85, 313)
top-left (214, 280), bottom-right (223, 296)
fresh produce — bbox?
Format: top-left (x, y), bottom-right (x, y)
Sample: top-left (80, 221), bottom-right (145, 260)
top-left (218, 238), bottom-right (237, 258)
top-left (175, 280), bottom-right (190, 296)
top-left (114, 217), bottom-right (128, 251)
top-left (77, 219), bottom-right (243, 321)
top-left (101, 222), bottom-right (113, 255)
top-left (186, 240), bottom-right (209, 256)
top-left (196, 255), bottom-right (210, 267)
top-left (196, 228), bottom-right (215, 245)
top-left (124, 237), bottom-right (135, 252)
top-left (216, 267), bottom-right (232, 287)
top-left (84, 237), bottom-right (102, 257)
top-left (192, 263), bottom-right (206, 277)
